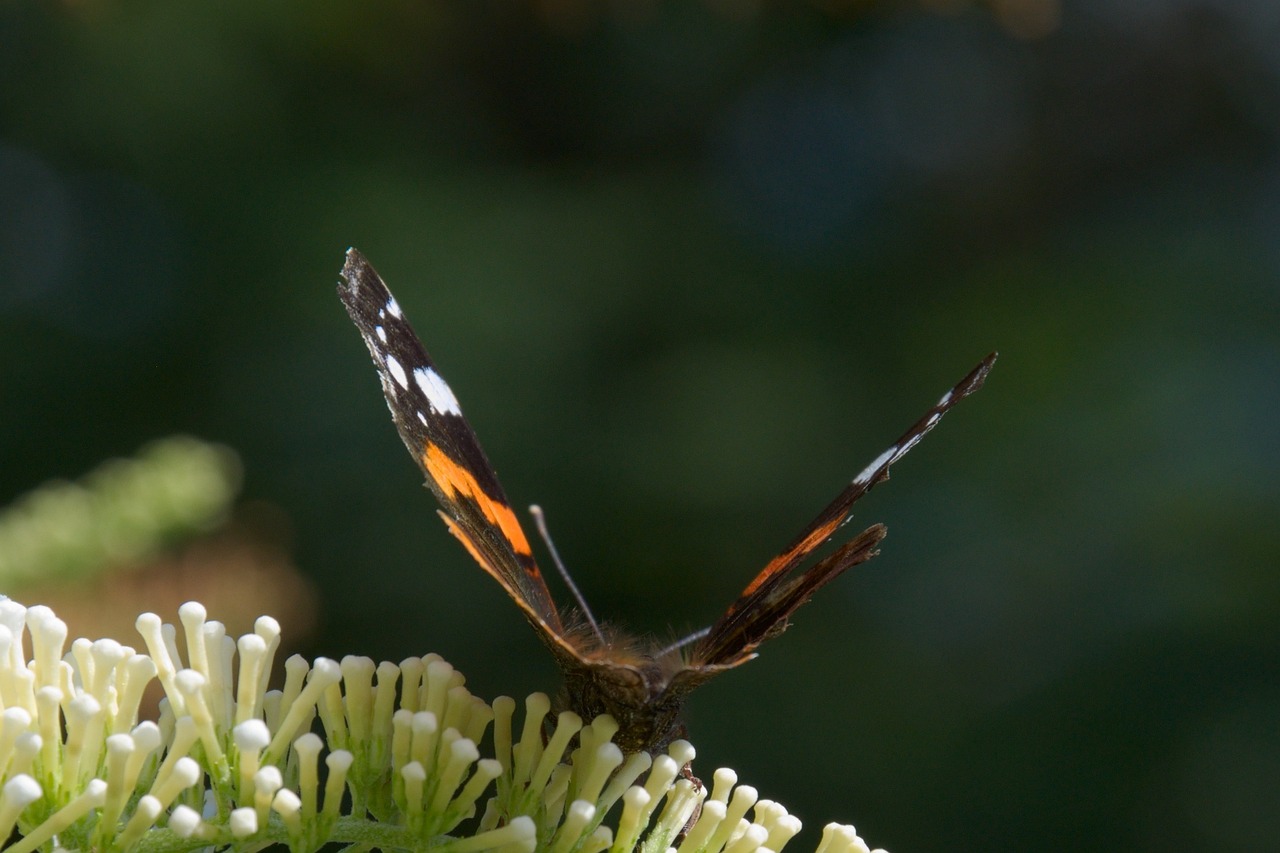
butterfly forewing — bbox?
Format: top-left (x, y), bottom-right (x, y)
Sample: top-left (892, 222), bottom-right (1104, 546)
top-left (338, 249), bottom-right (563, 632)
top-left (693, 353), bottom-right (997, 669)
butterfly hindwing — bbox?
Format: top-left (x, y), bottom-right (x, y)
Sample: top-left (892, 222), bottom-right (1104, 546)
top-left (338, 249), bottom-right (565, 636)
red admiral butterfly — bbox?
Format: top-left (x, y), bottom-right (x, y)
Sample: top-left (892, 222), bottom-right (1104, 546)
top-left (339, 248), bottom-right (995, 753)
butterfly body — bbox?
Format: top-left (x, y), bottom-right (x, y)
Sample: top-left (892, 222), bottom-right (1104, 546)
top-left (557, 648), bottom-right (688, 754)
top-left (339, 248), bottom-right (994, 754)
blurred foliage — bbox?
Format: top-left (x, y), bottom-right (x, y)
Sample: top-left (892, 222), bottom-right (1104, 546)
top-left (0, 437), bottom-right (240, 586)
top-left (0, 437), bottom-right (318, 661)
top-left (1, 1), bottom-right (1278, 852)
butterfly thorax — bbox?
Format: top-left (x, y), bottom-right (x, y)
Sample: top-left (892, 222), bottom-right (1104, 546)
top-left (555, 652), bottom-right (691, 754)
top-left (538, 621), bottom-right (698, 752)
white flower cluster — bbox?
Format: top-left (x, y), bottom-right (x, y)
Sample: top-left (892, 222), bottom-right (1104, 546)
top-left (0, 599), bottom-right (886, 853)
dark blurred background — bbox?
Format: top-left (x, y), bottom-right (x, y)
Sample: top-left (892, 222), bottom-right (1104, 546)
top-left (2, 1), bottom-right (1278, 850)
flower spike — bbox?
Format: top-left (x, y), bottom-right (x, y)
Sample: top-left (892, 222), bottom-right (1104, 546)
top-left (0, 599), bottom-right (891, 853)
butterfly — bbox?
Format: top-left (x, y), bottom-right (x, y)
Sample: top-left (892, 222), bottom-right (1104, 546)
top-left (338, 248), bottom-right (995, 753)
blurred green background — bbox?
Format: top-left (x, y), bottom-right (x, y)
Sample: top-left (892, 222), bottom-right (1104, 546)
top-left (2, 1), bottom-right (1278, 850)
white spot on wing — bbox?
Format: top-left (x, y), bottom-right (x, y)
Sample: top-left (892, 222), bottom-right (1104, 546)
top-left (415, 367), bottom-right (462, 415)
top-left (417, 411), bottom-right (429, 425)
top-left (384, 354), bottom-right (409, 389)
top-left (897, 433), bottom-right (924, 458)
top-left (938, 389), bottom-right (953, 406)
top-left (854, 445), bottom-right (897, 485)
top-left (386, 297), bottom-right (403, 319)
top-left (375, 325), bottom-right (387, 343)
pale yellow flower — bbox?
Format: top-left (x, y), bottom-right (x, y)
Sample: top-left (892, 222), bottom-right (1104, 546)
top-left (0, 599), bottom-right (886, 853)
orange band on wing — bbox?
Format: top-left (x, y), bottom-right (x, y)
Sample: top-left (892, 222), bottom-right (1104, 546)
top-left (737, 513), bottom-right (845, 598)
top-left (423, 442), bottom-right (535, 558)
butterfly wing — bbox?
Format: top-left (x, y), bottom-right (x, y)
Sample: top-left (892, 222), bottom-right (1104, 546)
top-left (338, 248), bottom-right (570, 645)
top-left (688, 353), bottom-right (997, 673)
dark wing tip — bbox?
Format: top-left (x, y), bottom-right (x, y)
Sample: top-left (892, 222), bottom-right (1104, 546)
top-left (957, 351), bottom-right (998, 400)
top-left (975, 349), bottom-right (999, 377)
top-left (338, 249), bottom-right (393, 324)
top-left (339, 248), bottom-right (370, 297)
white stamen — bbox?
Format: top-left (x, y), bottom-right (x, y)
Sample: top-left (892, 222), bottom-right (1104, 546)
top-left (254, 766), bottom-right (283, 798)
top-left (168, 805), bottom-right (202, 837)
top-left (229, 807), bottom-right (258, 838)
top-left (233, 719), bottom-right (271, 752)
top-left (2, 774), bottom-right (42, 807)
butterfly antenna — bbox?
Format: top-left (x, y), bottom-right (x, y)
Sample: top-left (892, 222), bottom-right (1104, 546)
top-left (655, 626), bottom-right (712, 659)
top-left (529, 504), bottom-right (605, 647)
